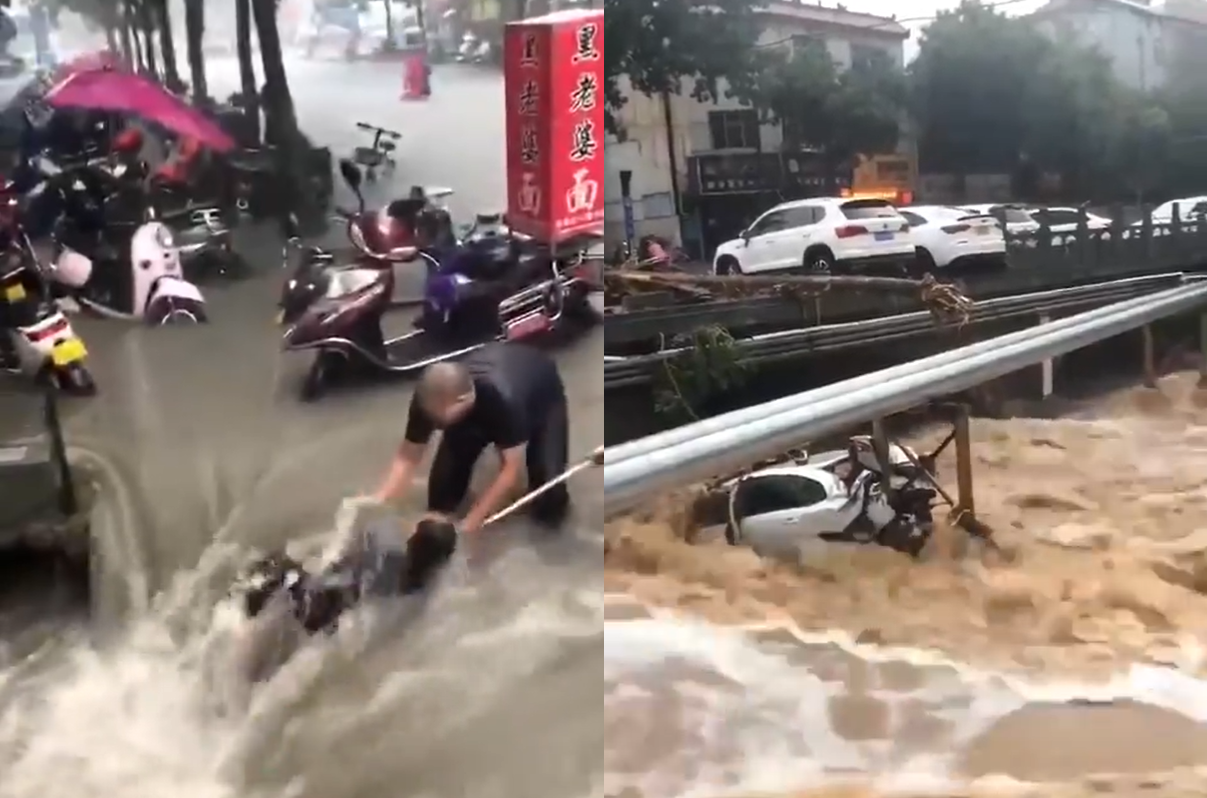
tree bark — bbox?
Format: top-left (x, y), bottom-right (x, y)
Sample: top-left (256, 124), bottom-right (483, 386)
top-left (183, 0), bottom-right (208, 103)
top-left (235, 0), bottom-right (260, 141)
top-left (251, 0), bottom-right (297, 145)
top-left (153, 0), bottom-right (183, 91)
top-left (252, 0), bottom-right (317, 229)
top-left (132, 0), bottom-right (159, 77)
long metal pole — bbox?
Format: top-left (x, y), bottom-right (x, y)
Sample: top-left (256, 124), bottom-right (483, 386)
top-left (605, 277), bottom-right (1191, 467)
top-left (604, 282), bottom-right (1207, 514)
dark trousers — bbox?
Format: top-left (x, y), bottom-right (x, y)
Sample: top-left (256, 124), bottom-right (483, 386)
top-left (427, 395), bottom-right (570, 525)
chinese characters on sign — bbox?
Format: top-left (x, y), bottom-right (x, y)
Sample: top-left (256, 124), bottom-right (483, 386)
top-left (505, 22), bottom-right (549, 234)
top-left (569, 74), bottom-right (596, 113)
top-left (504, 10), bottom-right (603, 241)
top-left (520, 32), bottom-right (540, 66)
top-left (571, 23), bottom-right (599, 63)
top-left (569, 120), bottom-right (596, 162)
top-left (520, 128), bottom-right (540, 165)
top-left (556, 14), bottom-right (604, 236)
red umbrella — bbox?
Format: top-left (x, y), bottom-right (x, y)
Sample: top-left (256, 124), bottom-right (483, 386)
top-left (52, 50), bottom-right (124, 83)
top-left (43, 68), bottom-right (236, 153)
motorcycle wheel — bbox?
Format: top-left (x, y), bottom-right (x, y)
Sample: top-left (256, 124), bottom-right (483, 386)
top-left (52, 363), bottom-right (98, 397)
top-left (300, 350), bottom-right (344, 402)
top-left (147, 297), bottom-right (208, 325)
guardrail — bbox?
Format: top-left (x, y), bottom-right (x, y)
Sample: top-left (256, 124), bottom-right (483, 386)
top-left (604, 273), bottom-right (1190, 389)
top-left (603, 281), bottom-right (1207, 514)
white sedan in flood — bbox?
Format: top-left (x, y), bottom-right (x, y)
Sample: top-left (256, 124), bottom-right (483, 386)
top-left (898, 205), bottom-right (1007, 272)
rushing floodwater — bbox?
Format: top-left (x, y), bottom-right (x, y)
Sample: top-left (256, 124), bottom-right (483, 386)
top-left (605, 372), bottom-right (1207, 797)
top-left (0, 252), bottom-right (604, 797)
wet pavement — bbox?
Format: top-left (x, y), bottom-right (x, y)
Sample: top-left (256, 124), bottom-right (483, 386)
top-left (0, 57), bottom-right (603, 798)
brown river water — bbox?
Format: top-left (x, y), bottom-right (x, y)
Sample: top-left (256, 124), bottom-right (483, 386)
top-left (605, 372), bottom-right (1207, 798)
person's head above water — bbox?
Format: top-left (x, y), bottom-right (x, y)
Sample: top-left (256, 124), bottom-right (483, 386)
top-left (415, 362), bottom-right (475, 427)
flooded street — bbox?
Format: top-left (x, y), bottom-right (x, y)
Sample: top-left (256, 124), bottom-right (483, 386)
top-left (605, 373), bottom-right (1207, 797)
top-left (0, 58), bottom-right (603, 798)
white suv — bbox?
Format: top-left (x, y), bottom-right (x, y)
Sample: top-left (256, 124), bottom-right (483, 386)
top-left (712, 197), bottom-right (915, 275)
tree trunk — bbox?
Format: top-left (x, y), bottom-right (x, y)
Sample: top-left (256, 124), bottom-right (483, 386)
top-left (183, 0), bottom-right (208, 103)
top-left (154, 0), bottom-right (183, 91)
top-left (252, 0), bottom-right (315, 229)
top-left (133, 0), bottom-right (159, 77)
top-left (384, 0), bottom-right (395, 49)
top-left (235, 0), bottom-right (260, 141)
top-left (252, 0), bottom-right (297, 145)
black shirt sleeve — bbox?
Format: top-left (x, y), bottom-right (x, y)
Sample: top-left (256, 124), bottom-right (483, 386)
top-left (402, 396), bottom-right (435, 447)
top-left (477, 385), bottom-right (528, 450)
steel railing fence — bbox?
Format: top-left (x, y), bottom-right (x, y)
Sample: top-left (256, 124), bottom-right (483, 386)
top-left (604, 281), bottom-right (1207, 514)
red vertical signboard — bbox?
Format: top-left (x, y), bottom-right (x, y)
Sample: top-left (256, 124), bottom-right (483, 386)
top-left (504, 9), bottom-right (604, 243)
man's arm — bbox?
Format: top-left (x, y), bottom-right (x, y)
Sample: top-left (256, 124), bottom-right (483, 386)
top-left (461, 444), bottom-right (524, 532)
top-left (373, 398), bottom-right (433, 503)
top-left (460, 396), bottom-right (527, 533)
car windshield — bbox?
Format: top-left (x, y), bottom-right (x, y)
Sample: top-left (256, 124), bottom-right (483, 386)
top-left (839, 200), bottom-right (897, 219)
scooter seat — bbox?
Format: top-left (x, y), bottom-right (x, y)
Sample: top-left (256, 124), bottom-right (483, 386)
top-left (353, 146), bottom-right (385, 167)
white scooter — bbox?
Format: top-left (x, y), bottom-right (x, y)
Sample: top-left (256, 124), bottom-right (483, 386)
top-left (723, 436), bottom-right (937, 559)
top-left (48, 163), bottom-right (208, 325)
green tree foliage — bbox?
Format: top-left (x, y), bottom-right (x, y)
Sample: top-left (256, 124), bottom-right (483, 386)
top-left (603, 0), bottom-right (763, 135)
top-left (754, 41), bottom-right (905, 169)
top-left (907, 0), bottom-right (1172, 199)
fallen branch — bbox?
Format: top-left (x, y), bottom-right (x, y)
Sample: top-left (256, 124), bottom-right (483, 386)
top-left (605, 270), bottom-right (974, 325)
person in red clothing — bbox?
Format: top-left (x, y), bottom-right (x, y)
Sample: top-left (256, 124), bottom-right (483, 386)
top-left (154, 135), bottom-right (203, 186)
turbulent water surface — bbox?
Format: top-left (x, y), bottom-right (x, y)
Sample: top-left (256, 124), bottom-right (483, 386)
top-left (0, 56), bottom-right (603, 798)
top-left (605, 374), bottom-right (1207, 797)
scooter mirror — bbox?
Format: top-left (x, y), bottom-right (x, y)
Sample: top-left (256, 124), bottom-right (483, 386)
top-left (283, 212), bottom-right (301, 240)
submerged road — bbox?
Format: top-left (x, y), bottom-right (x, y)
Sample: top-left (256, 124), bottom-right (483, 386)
top-left (0, 59), bottom-right (603, 798)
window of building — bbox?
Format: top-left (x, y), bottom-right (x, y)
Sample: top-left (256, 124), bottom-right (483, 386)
top-left (708, 110), bottom-right (761, 150)
top-left (791, 34), bottom-right (825, 54)
top-left (850, 42), bottom-right (887, 72)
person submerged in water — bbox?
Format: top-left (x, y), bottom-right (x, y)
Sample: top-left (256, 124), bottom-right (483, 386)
top-left (232, 515), bottom-right (458, 680)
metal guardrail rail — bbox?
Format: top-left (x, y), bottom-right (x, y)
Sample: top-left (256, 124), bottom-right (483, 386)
top-left (604, 281), bottom-right (1207, 514)
top-left (603, 273), bottom-right (1190, 389)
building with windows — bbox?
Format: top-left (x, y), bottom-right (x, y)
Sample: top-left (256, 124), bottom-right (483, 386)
top-left (1027, 0), bottom-right (1207, 92)
top-left (604, 1), bottom-right (908, 257)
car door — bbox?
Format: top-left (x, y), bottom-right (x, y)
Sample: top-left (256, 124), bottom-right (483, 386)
top-left (740, 210), bottom-right (792, 273)
top-left (771, 206), bottom-right (819, 268)
top-left (726, 472), bottom-right (834, 557)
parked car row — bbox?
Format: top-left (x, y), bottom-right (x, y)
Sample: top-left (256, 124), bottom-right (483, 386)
top-left (711, 194), bottom-right (1207, 277)
top-left (712, 196), bottom-right (1005, 277)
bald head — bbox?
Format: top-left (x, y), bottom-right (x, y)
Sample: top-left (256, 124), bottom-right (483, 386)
top-left (416, 362), bottom-right (475, 415)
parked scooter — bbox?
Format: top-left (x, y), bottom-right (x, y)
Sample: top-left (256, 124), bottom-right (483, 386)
top-left (0, 181), bottom-right (96, 395)
top-left (48, 158), bottom-right (208, 324)
top-left (277, 218), bottom-right (593, 401)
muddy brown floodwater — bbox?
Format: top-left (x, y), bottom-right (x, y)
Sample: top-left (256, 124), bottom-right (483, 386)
top-left (604, 372), bottom-right (1207, 798)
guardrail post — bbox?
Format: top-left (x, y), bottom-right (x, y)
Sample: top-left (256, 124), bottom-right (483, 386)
top-left (870, 419), bottom-right (894, 502)
top-left (1199, 314), bottom-right (1207, 389)
top-left (952, 405), bottom-right (975, 524)
top-left (1039, 312), bottom-right (1054, 399)
top-left (1142, 324), bottom-right (1157, 388)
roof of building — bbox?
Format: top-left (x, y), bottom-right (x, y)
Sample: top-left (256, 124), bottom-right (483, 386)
top-left (1029, 0), bottom-right (1207, 26)
top-left (759, 1), bottom-right (910, 39)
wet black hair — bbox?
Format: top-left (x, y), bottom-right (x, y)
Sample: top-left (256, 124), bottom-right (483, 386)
top-left (240, 551), bottom-right (307, 619)
top-left (400, 517), bottom-right (458, 593)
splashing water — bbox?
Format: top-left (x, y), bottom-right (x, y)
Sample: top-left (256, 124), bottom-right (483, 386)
top-left (605, 372), bottom-right (1207, 797)
top-left (0, 276), bottom-right (605, 798)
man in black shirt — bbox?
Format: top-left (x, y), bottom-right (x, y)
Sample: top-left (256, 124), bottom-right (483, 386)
top-left (371, 343), bottom-right (570, 531)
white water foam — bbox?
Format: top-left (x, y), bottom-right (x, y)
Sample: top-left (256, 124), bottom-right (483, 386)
top-left (604, 604), bottom-right (1207, 798)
